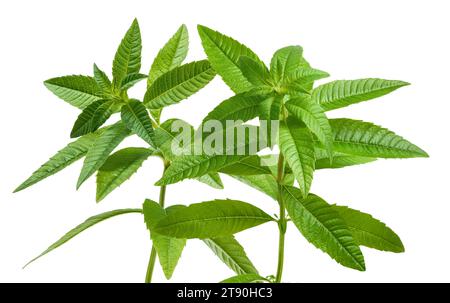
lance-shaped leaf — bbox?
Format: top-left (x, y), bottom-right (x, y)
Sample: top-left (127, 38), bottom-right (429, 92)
top-left (279, 118), bottom-right (315, 197)
top-left (314, 148), bottom-right (376, 169)
top-left (93, 64), bottom-right (112, 93)
top-left (144, 60), bottom-right (215, 109)
top-left (120, 73), bottom-right (147, 90)
top-left (70, 99), bottom-right (116, 138)
top-left (44, 75), bottom-right (102, 109)
top-left (203, 235), bottom-right (258, 275)
top-left (14, 131), bottom-right (100, 193)
top-left (312, 78), bottom-right (410, 111)
top-left (24, 208), bottom-right (142, 268)
top-left (198, 25), bottom-right (262, 93)
top-left (285, 96), bottom-right (333, 156)
top-left (156, 125), bottom-right (262, 185)
top-left (96, 147), bottom-right (153, 202)
top-left (121, 100), bottom-right (155, 147)
top-left (154, 199), bottom-right (274, 238)
top-left (219, 156), bottom-right (272, 175)
top-left (143, 200), bottom-right (186, 279)
top-left (238, 56), bottom-right (272, 87)
top-left (112, 19), bottom-right (142, 88)
top-left (221, 274), bottom-right (268, 283)
top-left (332, 205), bottom-right (404, 253)
top-left (259, 94), bottom-right (282, 147)
top-left (203, 90), bottom-right (266, 124)
top-left (157, 154), bottom-right (244, 186)
top-left (329, 118), bottom-right (428, 158)
top-left (283, 186), bottom-right (365, 271)
top-left (148, 24), bottom-right (189, 85)
top-left (77, 122), bottom-right (130, 189)
top-left (285, 67), bottom-right (330, 85)
top-left (270, 46), bottom-right (304, 83)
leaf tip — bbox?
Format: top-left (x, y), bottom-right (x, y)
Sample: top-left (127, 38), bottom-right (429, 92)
top-left (13, 184), bottom-right (23, 193)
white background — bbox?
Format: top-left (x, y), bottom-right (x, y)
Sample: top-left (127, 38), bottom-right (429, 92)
top-left (0, 0), bottom-right (448, 283)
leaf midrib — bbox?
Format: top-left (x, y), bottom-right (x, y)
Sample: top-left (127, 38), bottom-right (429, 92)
top-left (318, 82), bottom-right (402, 104)
top-left (348, 226), bottom-right (402, 249)
top-left (332, 139), bottom-right (419, 154)
top-left (158, 215), bottom-right (271, 231)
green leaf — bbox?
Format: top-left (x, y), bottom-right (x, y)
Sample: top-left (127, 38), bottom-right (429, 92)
top-left (259, 94), bottom-right (282, 147)
top-left (144, 60), bottom-right (216, 109)
top-left (155, 125), bottom-right (261, 185)
top-left (332, 205), bottom-right (404, 253)
top-left (14, 131), bottom-right (100, 193)
top-left (221, 274), bottom-right (267, 283)
top-left (282, 186), bottom-right (365, 271)
top-left (219, 156), bottom-right (272, 175)
top-left (314, 148), bottom-right (376, 169)
top-left (148, 24), bottom-right (189, 85)
top-left (24, 208), bottom-right (142, 268)
top-left (312, 78), bottom-right (410, 111)
top-left (238, 56), bottom-right (271, 87)
top-left (112, 19), bottom-right (142, 88)
top-left (143, 200), bottom-right (186, 279)
top-left (203, 90), bottom-right (266, 124)
top-left (270, 46), bottom-right (303, 84)
top-left (229, 174), bottom-right (278, 200)
top-left (156, 155), bottom-right (244, 186)
top-left (120, 73), bottom-right (147, 90)
top-left (121, 100), bottom-right (155, 147)
top-left (44, 75), bottom-right (102, 109)
top-left (153, 199), bottom-right (274, 238)
top-left (285, 67), bottom-right (330, 84)
top-left (70, 99), bottom-right (116, 138)
top-left (195, 172), bottom-right (224, 189)
top-left (203, 235), bottom-right (258, 275)
top-left (93, 64), bottom-right (112, 93)
top-left (329, 118), bottom-right (428, 158)
top-left (77, 122), bottom-right (130, 189)
top-left (96, 147), bottom-right (153, 202)
top-left (285, 96), bottom-right (333, 156)
top-left (279, 118), bottom-right (315, 197)
top-left (198, 25), bottom-right (262, 93)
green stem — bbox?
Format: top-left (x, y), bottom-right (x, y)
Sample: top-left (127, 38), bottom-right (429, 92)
top-left (275, 153), bottom-right (287, 283)
top-left (144, 160), bottom-right (169, 283)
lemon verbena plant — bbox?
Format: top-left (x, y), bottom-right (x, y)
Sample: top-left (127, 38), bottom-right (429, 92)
top-left (14, 20), bottom-right (428, 283)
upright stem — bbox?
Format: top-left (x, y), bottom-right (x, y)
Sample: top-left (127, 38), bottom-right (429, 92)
top-left (275, 153), bottom-right (287, 283)
top-left (144, 160), bottom-right (169, 283)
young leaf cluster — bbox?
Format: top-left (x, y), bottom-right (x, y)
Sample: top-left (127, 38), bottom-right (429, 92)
top-left (14, 20), bottom-right (427, 283)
